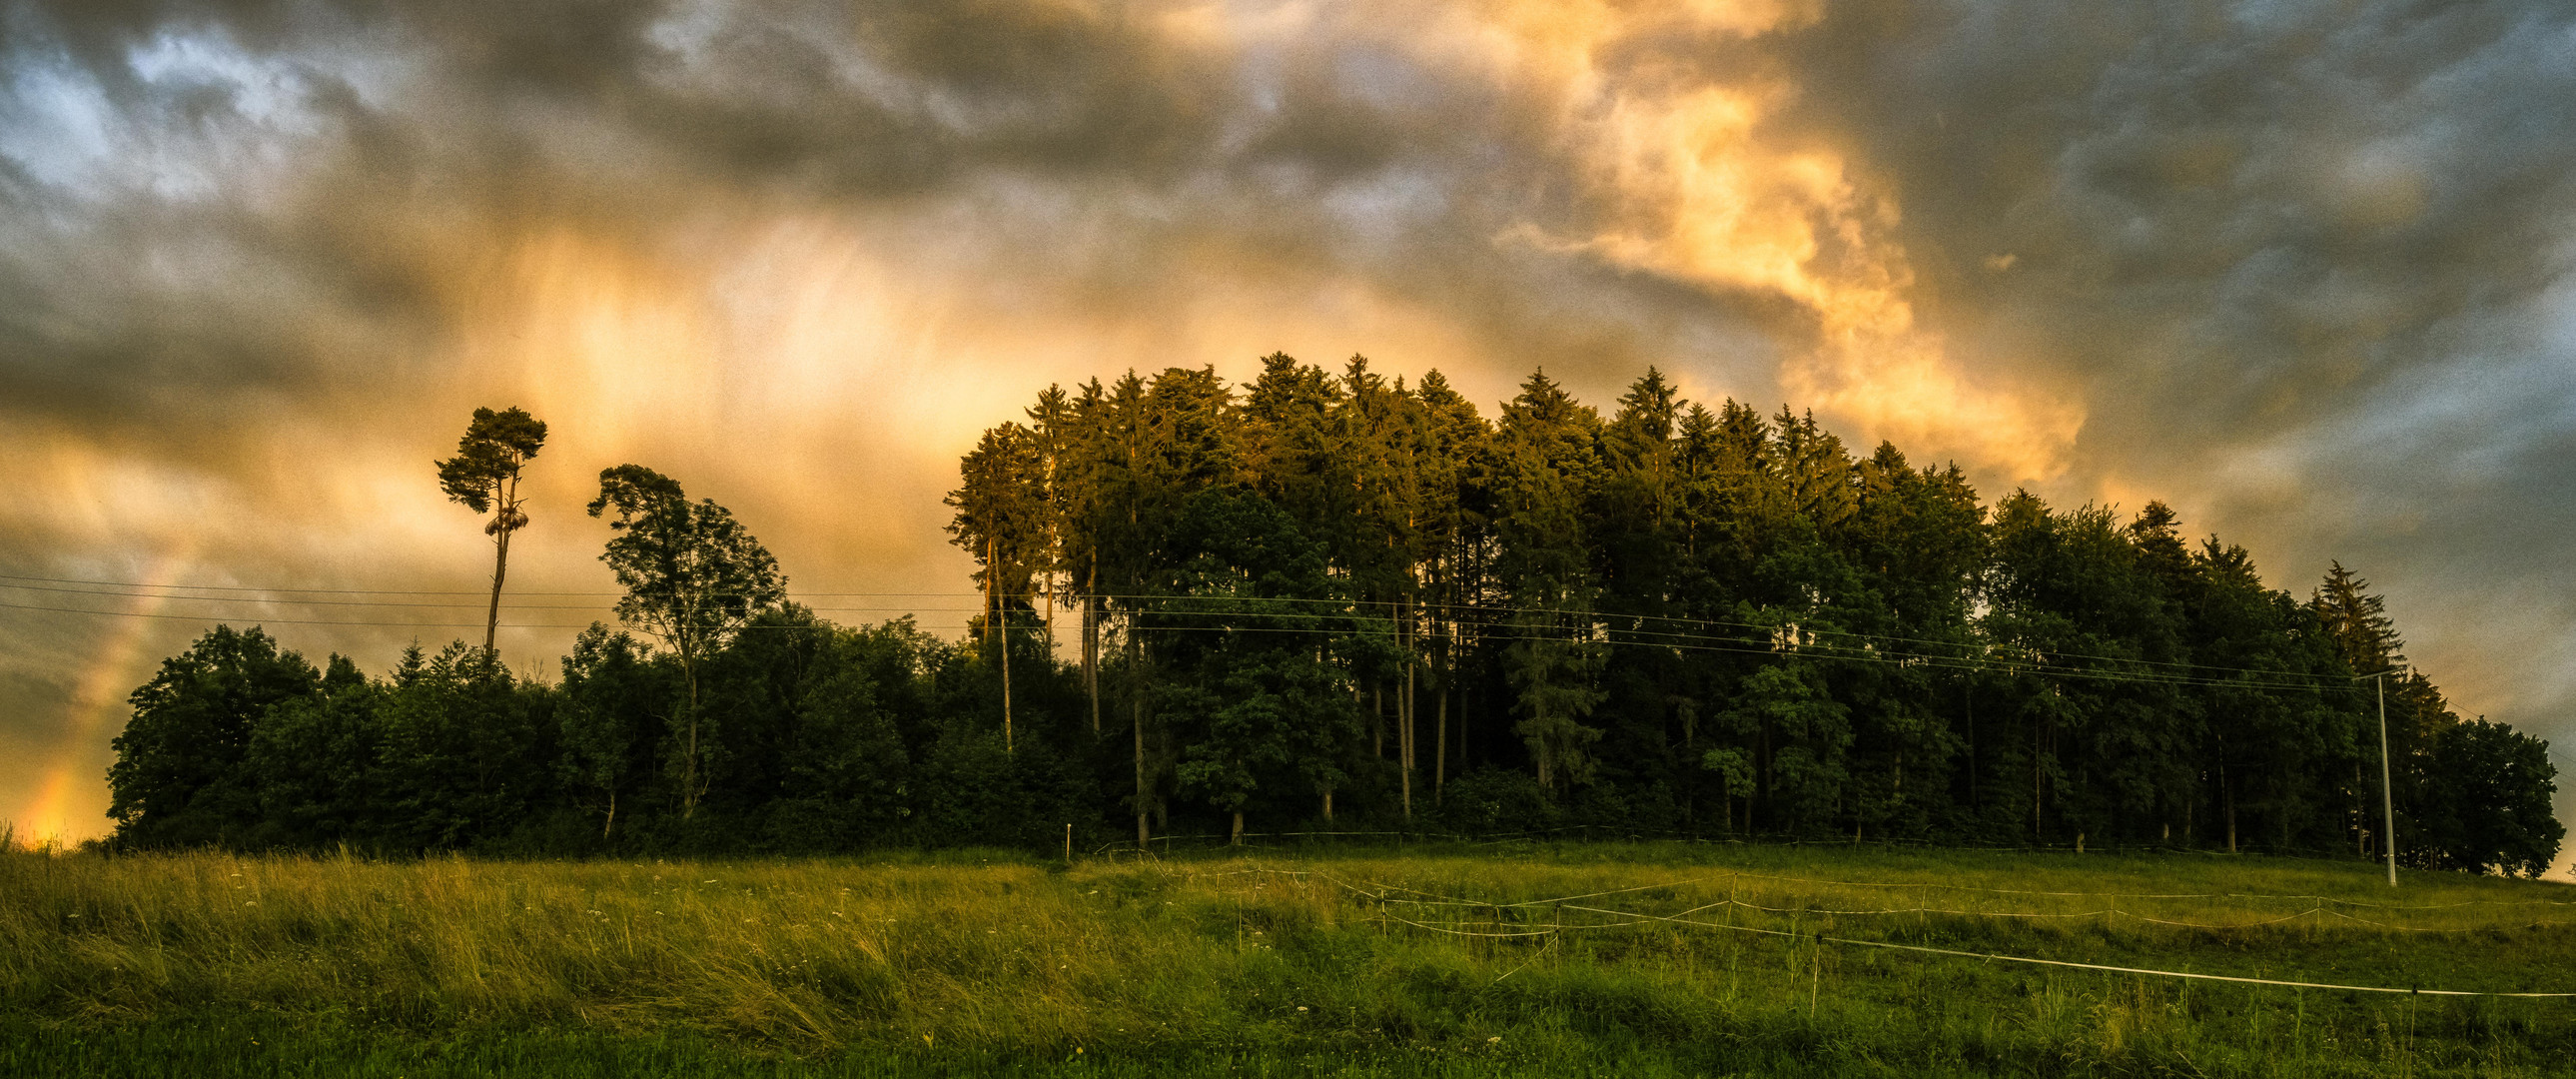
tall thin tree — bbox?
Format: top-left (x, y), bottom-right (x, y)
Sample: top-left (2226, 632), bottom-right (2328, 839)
top-left (435, 407), bottom-right (547, 656)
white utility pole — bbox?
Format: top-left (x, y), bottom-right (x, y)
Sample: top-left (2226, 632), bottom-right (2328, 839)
top-left (2355, 668), bottom-right (2401, 887)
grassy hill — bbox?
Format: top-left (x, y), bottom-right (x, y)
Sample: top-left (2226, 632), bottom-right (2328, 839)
top-left (4, 840), bottom-right (2572, 1076)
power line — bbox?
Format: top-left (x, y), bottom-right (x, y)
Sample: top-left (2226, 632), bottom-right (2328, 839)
top-left (2, 573), bottom-right (2351, 688)
top-left (0, 581), bottom-right (984, 613)
top-left (0, 596), bottom-right (2351, 693)
top-left (0, 572), bottom-right (977, 597)
top-left (0, 580), bottom-right (2350, 690)
top-left (0, 600), bottom-right (598, 631)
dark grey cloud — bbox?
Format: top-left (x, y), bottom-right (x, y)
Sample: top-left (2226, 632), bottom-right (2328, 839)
top-left (1764, 0), bottom-right (2576, 860)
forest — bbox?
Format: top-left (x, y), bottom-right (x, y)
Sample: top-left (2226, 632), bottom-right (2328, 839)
top-left (101, 358), bottom-right (2562, 874)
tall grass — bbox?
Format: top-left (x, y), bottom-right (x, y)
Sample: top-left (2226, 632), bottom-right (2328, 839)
top-left (4, 840), bottom-right (2572, 1075)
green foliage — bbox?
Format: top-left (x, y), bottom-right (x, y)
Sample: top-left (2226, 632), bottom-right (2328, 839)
top-left (2422, 717), bottom-right (2560, 876)
top-left (106, 626), bottom-right (320, 849)
top-left (587, 464), bottom-right (787, 819)
top-left (1155, 489), bottom-right (1367, 829)
top-left (586, 465), bottom-right (787, 666)
top-left (371, 643), bottom-right (554, 850)
top-left (432, 406), bottom-right (547, 517)
top-left (557, 625), bottom-right (670, 840)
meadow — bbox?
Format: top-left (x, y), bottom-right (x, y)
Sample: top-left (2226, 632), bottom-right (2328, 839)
top-left (3, 839), bottom-right (2572, 1077)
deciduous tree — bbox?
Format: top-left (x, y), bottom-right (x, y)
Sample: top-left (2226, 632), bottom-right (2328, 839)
top-left (587, 464), bottom-right (784, 819)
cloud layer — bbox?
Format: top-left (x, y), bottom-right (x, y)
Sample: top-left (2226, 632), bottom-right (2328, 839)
top-left (4, 0), bottom-right (2572, 871)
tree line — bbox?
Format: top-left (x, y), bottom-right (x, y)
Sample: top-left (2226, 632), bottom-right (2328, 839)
top-left (100, 360), bottom-right (2561, 873)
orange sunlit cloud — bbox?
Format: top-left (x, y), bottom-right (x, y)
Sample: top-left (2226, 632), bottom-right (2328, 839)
top-left (1271, 0), bottom-right (2087, 477)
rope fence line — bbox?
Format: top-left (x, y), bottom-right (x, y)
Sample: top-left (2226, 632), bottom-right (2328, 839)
top-left (1090, 824), bottom-right (2502, 872)
top-left (1198, 869), bottom-right (2576, 988)
top-left (1212, 867), bottom-right (2524, 931)
top-left (2313, 907), bottom-right (2535, 933)
top-left (1146, 864), bottom-right (2573, 990)
top-left (1373, 895), bottom-right (2458, 931)
top-left (2122, 907), bottom-right (2320, 929)
top-left (1335, 868), bottom-right (2576, 918)
top-left (1570, 867), bottom-right (2576, 908)
top-left (1551, 903), bottom-right (2576, 999)
top-left (1185, 862), bottom-right (2576, 932)
top-left (1383, 915), bottom-right (1560, 938)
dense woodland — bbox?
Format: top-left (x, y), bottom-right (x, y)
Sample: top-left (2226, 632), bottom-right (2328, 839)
top-left (102, 359), bottom-right (2562, 874)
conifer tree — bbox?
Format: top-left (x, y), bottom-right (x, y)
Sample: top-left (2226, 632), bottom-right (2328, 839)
top-left (1491, 370), bottom-right (1607, 792)
top-left (435, 407), bottom-right (548, 655)
top-left (1411, 370), bottom-right (1489, 798)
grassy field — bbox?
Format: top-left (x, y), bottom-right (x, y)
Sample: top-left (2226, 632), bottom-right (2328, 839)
top-left (3, 840), bottom-right (2573, 1077)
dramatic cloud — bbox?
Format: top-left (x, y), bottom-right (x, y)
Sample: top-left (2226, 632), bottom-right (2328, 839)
top-left (3, 0), bottom-right (2572, 872)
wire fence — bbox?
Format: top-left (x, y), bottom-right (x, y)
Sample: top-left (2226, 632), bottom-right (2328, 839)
top-left (1086, 822), bottom-right (2496, 870)
top-left (1177, 865), bottom-right (2576, 998)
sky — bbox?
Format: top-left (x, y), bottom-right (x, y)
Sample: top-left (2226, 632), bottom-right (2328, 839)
top-left (2, 0), bottom-right (2572, 872)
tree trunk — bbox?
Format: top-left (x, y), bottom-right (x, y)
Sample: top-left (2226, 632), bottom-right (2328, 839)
top-left (1434, 689), bottom-right (1447, 803)
top-left (1132, 620), bottom-right (1149, 847)
top-left (1757, 721), bottom-right (1771, 833)
top-left (1680, 698), bottom-right (1695, 829)
top-left (483, 524), bottom-right (512, 655)
top-left (2225, 766), bottom-right (2238, 854)
top-left (1001, 604), bottom-right (1014, 754)
top-left (1087, 555), bottom-right (1100, 734)
top-left (1965, 683), bottom-right (1977, 811)
top-left (990, 536), bottom-right (1011, 752)
top-left (682, 655), bottom-right (700, 821)
top-left (1401, 637), bottom-right (1414, 822)
top-left (1231, 811), bottom-right (1244, 846)
top-left (2033, 724), bottom-right (2044, 844)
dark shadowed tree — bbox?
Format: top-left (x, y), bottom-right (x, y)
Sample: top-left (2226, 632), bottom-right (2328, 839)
top-left (557, 624), bottom-right (673, 840)
top-left (2422, 717), bottom-right (2560, 876)
top-left (107, 625), bottom-right (321, 848)
top-left (587, 464), bottom-right (785, 819)
top-left (1490, 370), bottom-right (1606, 793)
top-left (765, 621), bottom-right (920, 848)
top-left (243, 653), bottom-right (378, 848)
top-left (373, 641), bottom-right (554, 851)
top-left (1155, 488), bottom-right (1366, 842)
top-left (947, 421), bottom-right (1050, 751)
